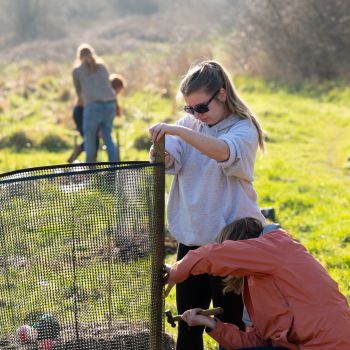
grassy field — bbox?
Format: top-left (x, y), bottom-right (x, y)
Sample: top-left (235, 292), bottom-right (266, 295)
top-left (1, 62), bottom-right (350, 349)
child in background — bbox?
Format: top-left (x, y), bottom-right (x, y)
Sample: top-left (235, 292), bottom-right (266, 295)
top-left (164, 217), bottom-right (350, 350)
top-left (110, 73), bottom-right (127, 118)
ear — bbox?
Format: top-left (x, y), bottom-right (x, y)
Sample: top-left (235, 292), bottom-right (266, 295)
top-left (218, 88), bottom-right (227, 102)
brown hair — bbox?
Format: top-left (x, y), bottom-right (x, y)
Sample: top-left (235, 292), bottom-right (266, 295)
top-left (109, 74), bottom-right (127, 93)
top-left (179, 60), bottom-right (265, 151)
top-left (216, 217), bottom-right (263, 294)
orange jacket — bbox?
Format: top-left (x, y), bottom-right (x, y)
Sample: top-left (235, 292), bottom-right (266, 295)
top-left (170, 230), bottom-right (350, 349)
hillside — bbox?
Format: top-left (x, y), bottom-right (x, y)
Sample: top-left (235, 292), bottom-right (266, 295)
top-left (0, 0), bottom-right (228, 63)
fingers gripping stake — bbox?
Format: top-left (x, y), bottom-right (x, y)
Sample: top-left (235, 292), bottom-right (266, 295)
top-left (165, 307), bottom-right (223, 328)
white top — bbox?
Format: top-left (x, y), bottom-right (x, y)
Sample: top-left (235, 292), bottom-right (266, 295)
top-left (165, 114), bottom-right (265, 246)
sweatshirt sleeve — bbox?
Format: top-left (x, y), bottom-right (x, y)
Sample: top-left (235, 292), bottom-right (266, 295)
top-left (164, 134), bottom-right (184, 175)
top-left (209, 320), bottom-right (267, 350)
top-left (217, 120), bottom-right (258, 181)
top-left (170, 232), bottom-right (284, 283)
top-left (164, 116), bottom-right (195, 175)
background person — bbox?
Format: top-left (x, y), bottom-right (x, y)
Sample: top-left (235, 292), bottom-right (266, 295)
top-left (109, 73), bottom-right (127, 118)
top-left (165, 217), bottom-right (350, 350)
top-left (72, 43), bottom-right (117, 162)
top-left (67, 99), bottom-right (98, 163)
top-left (149, 60), bottom-right (266, 350)
top-left (67, 73), bottom-right (126, 163)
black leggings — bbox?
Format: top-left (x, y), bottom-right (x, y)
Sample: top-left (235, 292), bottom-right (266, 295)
top-left (176, 243), bottom-right (244, 350)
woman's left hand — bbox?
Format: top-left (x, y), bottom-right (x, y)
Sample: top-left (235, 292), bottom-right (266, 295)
top-left (149, 123), bottom-right (178, 143)
top-left (181, 308), bottom-right (217, 329)
top-left (163, 264), bottom-right (176, 298)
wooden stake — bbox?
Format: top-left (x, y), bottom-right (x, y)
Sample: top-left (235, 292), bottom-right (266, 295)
top-left (153, 136), bottom-right (165, 163)
top-left (150, 136), bottom-right (165, 350)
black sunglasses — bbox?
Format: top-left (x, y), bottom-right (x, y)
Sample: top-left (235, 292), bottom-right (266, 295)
top-left (183, 89), bottom-right (220, 115)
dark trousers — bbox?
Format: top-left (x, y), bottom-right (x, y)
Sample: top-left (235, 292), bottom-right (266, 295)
top-left (176, 243), bottom-right (244, 350)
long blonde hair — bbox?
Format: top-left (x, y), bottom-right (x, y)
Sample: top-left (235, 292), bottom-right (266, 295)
top-left (179, 60), bottom-right (265, 151)
top-left (75, 43), bottom-right (102, 72)
top-left (216, 217), bottom-right (263, 294)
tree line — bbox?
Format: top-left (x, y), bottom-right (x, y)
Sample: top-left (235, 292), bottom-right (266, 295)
top-left (1, 0), bottom-right (350, 81)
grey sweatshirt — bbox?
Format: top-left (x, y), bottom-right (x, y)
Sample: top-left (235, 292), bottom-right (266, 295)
top-left (165, 114), bottom-right (265, 246)
top-left (72, 63), bottom-right (115, 106)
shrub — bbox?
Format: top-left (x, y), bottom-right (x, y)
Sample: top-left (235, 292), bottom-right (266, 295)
top-left (0, 131), bottom-right (34, 151)
top-left (133, 134), bottom-right (151, 151)
top-left (225, 0), bottom-right (350, 81)
top-left (40, 134), bottom-right (69, 152)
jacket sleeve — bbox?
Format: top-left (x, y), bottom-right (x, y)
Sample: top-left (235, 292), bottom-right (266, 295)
top-left (170, 232), bottom-right (284, 283)
top-left (217, 120), bottom-right (258, 181)
top-left (209, 320), bottom-right (267, 350)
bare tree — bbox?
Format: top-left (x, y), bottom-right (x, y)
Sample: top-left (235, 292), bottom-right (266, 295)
top-left (5, 0), bottom-right (64, 43)
top-left (226, 0), bottom-right (350, 81)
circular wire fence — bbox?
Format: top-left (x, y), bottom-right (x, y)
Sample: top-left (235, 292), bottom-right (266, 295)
top-left (0, 162), bottom-right (171, 350)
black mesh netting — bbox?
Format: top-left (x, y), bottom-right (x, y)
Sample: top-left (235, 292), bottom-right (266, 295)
top-left (0, 162), bottom-right (173, 350)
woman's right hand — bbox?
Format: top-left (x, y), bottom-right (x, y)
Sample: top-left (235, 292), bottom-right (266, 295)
top-left (149, 123), bottom-right (179, 143)
top-left (181, 308), bottom-right (217, 330)
top-left (163, 264), bottom-right (176, 298)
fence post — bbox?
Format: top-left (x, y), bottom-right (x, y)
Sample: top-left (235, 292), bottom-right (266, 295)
top-left (150, 137), bottom-right (165, 350)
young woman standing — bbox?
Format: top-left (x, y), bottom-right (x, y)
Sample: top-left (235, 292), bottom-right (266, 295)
top-left (72, 44), bottom-right (118, 162)
top-left (150, 60), bottom-right (265, 349)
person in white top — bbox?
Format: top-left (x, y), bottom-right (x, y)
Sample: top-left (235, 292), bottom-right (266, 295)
top-left (149, 60), bottom-right (265, 350)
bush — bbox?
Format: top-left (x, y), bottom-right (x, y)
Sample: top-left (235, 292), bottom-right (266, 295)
top-left (225, 0), bottom-right (350, 81)
top-left (0, 131), bottom-right (34, 151)
top-left (134, 134), bottom-right (151, 151)
top-left (40, 134), bottom-right (69, 152)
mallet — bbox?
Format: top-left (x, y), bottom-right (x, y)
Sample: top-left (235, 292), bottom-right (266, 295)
top-left (165, 307), bottom-right (223, 328)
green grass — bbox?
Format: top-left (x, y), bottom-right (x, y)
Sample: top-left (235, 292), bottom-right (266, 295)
top-left (1, 62), bottom-right (350, 349)
top-left (0, 171), bottom-right (157, 337)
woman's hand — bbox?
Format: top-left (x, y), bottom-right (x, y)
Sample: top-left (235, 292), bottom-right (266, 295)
top-left (163, 264), bottom-right (176, 298)
top-left (149, 123), bottom-right (179, 143)
top-left (181, 308), bottom-right (217, 330)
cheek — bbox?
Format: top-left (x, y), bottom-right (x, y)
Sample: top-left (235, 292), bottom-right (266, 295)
top-left (206, 102), bottom-right (223, 117)
top-left (213, 101), bottom-right (226, 117)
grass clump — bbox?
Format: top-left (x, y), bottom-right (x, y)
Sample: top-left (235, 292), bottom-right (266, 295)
top-left (133, 134), bottom-right (151, 151)
top-left (40, 134), bottom-right (69, 152)
top-left (0, 130), bottom-right (34, 151)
